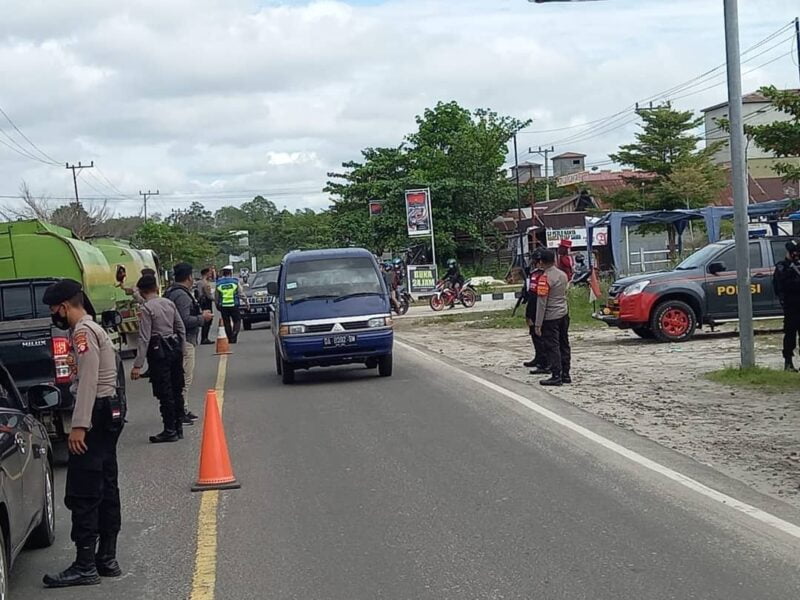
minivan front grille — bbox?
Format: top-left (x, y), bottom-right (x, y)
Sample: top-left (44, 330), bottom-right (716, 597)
top-left (306, 323), bottom-right (333, 333)
top-left (341, 321), bottom-right (369, 330)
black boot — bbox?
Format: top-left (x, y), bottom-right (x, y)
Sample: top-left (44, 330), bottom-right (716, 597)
top-left (529, 366), bottom-right (550, 375)
top-left (785, 359), bottom-right (797, 372)
top-left (540, 375), bottom-right (563, 387)
top-left (561, 373), bottom-right (572, 384)
top-left (95, 534), bottom-right (122, 577)
top-left (43, 544), bottom-right (101, 588)
top-left (149, 430), bottom-right (179, 443)
top-left (523, 359), bottom-right (537, 367)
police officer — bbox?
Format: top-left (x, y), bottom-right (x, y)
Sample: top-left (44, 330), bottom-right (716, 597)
top-left (132, 275), bottom-right (186, 442)
top-left (215, 265), bottom-right (248, 343)
top-left (42, 279), bottom-right (124, 588)
top-left (773, 239), bottom-right (800, 371)
top-left (524, 249), bottom-right (549, 373)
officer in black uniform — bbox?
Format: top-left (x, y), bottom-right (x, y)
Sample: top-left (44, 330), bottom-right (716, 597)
top-left (773, 239), bottom-right (800, 371)
top-left (42, 279), bottom-right (125, 588)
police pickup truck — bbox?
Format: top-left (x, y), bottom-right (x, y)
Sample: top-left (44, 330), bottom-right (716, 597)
top-left (595, 236), bottom-right (791, 342)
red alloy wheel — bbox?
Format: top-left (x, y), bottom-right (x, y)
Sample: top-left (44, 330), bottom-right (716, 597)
top-left (660, 307), bottom-right (689, 337)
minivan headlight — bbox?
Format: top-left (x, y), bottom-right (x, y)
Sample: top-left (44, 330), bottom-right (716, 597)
top-left (621, 280), bottom-right (650, 297)
top-left (288, 324), bottom-right (307, 335)
top-left (368, 317), bottom-right (389, 328)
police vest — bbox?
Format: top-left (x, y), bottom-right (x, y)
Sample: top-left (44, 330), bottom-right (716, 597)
top-left (218, 281), bottom-right (238, 307)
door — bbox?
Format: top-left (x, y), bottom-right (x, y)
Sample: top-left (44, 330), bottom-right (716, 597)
top-left (0, 406), bottom-right (29, 552)
top-left (767, 239), bottom-right (791, 313)
top-left (750, 241), bottom-right (778, 317)
top-left (703, 242), bottom-right (764, 319)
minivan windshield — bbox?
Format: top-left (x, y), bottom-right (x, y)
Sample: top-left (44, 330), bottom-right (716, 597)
top-left (250, 269), bottom-right (278, 289)
top-left (284, 257), bottom-right (383, 302)
top-left (674, 243), bottom-right (726, 270)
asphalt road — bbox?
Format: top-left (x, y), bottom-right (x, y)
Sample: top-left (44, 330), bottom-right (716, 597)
top-left (10, 320), bottom-right (800, 599)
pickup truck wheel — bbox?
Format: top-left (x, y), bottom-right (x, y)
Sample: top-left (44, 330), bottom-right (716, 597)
top-left (632, 326), bottom-right (655, 339)
top-left (27, 457), bottom-right (55, 549)
top-left (281, 358), bottom-right (295, 384)
top-left (651, 300), bottom-right (696, 342)
top-left (243, 321), bottom-right (252, 331)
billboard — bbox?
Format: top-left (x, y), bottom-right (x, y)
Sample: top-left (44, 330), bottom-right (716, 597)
top-left (407, 264), bottom-right (438, 294)
top-left (405, 189), bottom-right (432, 236)
top-left (368, 200), bottom-right (383, 217)
top-left (546, 226), bottom-right (608, 248)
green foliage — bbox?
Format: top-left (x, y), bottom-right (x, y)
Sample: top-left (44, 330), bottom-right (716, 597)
top-left (131, 221), bottom-right (216, 266)
top-left (744, 86), bottom-right (800, 182)
top-left (327, 101), bottom-right (529, 266)
top-left (705, 365), bottom-right (800, 392)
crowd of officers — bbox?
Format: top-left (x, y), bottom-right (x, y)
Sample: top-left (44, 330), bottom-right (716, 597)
top-left (37, 262), bottom-right (247, 589)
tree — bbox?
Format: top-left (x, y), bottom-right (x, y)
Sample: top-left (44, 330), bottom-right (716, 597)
top-left (166, 201), bottom-right (214, 233)
top-left (744, 86), bottom-right (800, 182)
top-left (610, 106), bottom-right (726, 251)
top-left (132, 221), bottom-right (216, 267)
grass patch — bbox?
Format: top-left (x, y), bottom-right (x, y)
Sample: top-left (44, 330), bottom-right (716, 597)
top-left (705, 366), bottom-right (800, 392)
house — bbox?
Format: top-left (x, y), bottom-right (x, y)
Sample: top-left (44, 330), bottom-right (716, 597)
top-left (509, 161), bottom-right (543, 183)
top-left (551, 152), bottom-right (586, 178)
top-left (702, 89), bottom-right (800, 178)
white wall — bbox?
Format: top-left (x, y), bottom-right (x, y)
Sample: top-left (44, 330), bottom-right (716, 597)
top-left (704, 101), bottom-right (793, 165)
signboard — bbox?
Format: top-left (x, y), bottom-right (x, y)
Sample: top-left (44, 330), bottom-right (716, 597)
top-left (407, 264), bottom-right (438, 294)
top-left (368, 200), bottom-right (383, 217)
top-left (546, 226), bottom-right (608, 248)
top-left (405, 189), bottom-right (432, 236)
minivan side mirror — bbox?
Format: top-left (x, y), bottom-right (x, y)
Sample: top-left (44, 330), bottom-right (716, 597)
top-left (267, 281), bottom-right (278, 295)
top-left (708, 262), bottom-right (726, 275)
top-left (27, 384), bottom-right (61, 412)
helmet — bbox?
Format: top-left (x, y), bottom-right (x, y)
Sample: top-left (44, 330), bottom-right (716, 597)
top-left (392, 257), bottom-right (403, 267)
top-left (575, 254), bottom-right (585, 262)
top-left (446, 258), bottom-right (457, 268)
top-left (530, 248), bottom-right (544, 262)
top-left (786, 240), bottom-right (800, 253)
top-left (383, 260), bottom-right (393, 270)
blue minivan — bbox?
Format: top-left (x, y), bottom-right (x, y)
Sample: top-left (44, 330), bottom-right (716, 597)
top-left (267, 248), bottom-right (394, 384)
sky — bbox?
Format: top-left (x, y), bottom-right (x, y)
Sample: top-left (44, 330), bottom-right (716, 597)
top-left (0, 0), bottom-right (798, 217)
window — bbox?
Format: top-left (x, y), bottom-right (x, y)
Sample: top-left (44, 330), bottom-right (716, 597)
top-left (33, 283), bottom-right (53, 318)
top-left (572, 159), bottom-right (581, 165)
top-left (250, 270), bottom-right (279, 289)
top-left (714, 242), bottom-right (763, 271)
top-left (770, 240), bottom-right (788, 266)
top-left (1, 286), bottom-right (34, 321)
top-left (284, 257), bottom-right (383, 302)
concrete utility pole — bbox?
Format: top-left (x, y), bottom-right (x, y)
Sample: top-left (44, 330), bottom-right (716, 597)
top-left (65, 161), bottom-right (94, 206)
top-left (532, 146), bottom-right (555, 202)
top-left (513, 133), bottom-right (524, 263)
top-left (139, 189), bottom-right (160, 223)
top-left (724, 0), bottom-right (755, 368)
top-left (795, 17), bottom-right (800, 85)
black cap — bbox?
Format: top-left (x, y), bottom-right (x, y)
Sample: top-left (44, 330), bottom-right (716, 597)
top-left (786, 240), bottom-right (800, 253)
top-left (41, 279), bottom-right (96, 315)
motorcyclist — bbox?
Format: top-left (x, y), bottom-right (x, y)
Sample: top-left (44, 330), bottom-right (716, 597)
top-left (382, 261), bottom-right (400, 312)
top-left (442, 258), bottom-right (464, 294)
top-left (773, 239), bottom-right (800, 371)
top-left (392, 257), bottom-right (405, 287)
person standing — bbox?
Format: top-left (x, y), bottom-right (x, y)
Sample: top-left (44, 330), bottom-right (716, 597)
top-left (215, 265), bottom-right (248, 343)
top-left (196, 267), bottom-right (215, 345)
top-left (42, 280), bottom-right (125, 588)
top-left (556, 239), bottom-right (574, 282)
top-left (773, 239), bottom-right (800, 371)
top-left (525, 249), bottom-right (549, 373)
top-left (534, 249), bottom-right (571, 386)
top-left (165, 263), bottom-right (213, 425)
top-left (131, 275), bottom-right (186, 443)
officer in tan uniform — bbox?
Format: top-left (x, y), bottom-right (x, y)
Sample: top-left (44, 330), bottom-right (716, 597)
top-left (42, 279), bottom-right (125, 588)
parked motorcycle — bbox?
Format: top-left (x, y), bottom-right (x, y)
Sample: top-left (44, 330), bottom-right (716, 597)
top-left (429, 280), bottom-right (477, 311)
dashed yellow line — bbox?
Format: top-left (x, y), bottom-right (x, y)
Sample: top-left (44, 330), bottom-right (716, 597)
top-left (189, 354), bottom-right (228, 600)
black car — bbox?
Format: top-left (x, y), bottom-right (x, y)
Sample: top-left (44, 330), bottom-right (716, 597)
top-left (0, 363), bottom-right (59, 597)
top-left (243, 267), bottom-right (279, 331)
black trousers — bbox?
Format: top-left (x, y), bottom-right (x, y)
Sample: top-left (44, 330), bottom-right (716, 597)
top-left (783, 310), bottom-right (800, 360)
top-left (528, 325), bottom-right (548, 367)
top-left (65, 422), bottom-right (122, 547)
top-left (220, 307), bottom-right (242, 342)
top-left (148, 349), bottom-right (185, 433)
top-left (541, 316), bottom-right (571, 377)
top-left (199, 298), bottom-right (213, 342)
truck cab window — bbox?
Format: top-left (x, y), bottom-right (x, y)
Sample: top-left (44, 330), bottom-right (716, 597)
top-left (1, 286), bottom-right (34, 321)
top-left (715, 243), bottom-right (763, 271)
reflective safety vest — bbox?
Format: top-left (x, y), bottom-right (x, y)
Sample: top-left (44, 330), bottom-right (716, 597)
top-left (218, 280), bottom-right (239, 308)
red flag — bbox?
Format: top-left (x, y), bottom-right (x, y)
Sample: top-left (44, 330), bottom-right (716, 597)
top-left (589, 267), bottom-right (602, 303)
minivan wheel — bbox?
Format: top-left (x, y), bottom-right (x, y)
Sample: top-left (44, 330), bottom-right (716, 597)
top-left (378, 354), bottom-right (393, 377)
top-left (651, 300), bottom-right (696, 342)
top-left (275, 342), bottom-right (282, 375)
top-left (281, 358), bottom-right (295, 384)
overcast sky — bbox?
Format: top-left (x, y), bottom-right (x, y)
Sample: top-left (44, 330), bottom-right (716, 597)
top-left (0, 0), bottom-right (797, 217)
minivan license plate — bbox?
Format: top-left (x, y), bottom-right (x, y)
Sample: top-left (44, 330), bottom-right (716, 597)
top-left (324, 334), bottom-right (357, 347)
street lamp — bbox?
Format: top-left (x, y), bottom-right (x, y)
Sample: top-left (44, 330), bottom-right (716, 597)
top-left (529, 0), bottom-right (755, 367)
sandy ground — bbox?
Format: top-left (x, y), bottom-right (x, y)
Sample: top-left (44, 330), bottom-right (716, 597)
top-left (397, 318), bottom-right (800, 509)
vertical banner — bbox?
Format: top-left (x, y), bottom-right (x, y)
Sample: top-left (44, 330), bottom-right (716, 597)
top-left (368, 200), bottom-right (383, 217)
top-left (405, 189), bottom-right (432, 236)
top-left (407, 264), bottom-right (439, 294)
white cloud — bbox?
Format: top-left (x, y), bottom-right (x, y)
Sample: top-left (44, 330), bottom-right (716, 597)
top-left (0, 0), bottom-right (797, 216)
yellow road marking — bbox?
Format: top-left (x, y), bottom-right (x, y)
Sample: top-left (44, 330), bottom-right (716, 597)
top-left (189, 354), bottom-right (228, 600)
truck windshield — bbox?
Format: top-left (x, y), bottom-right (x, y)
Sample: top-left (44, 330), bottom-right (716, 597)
top-left (250, 270), bottom-right (278, 289)
top-left (284, 257), bottom-right (382, 302)
top-left (674, 243), bottom-right (727, 270)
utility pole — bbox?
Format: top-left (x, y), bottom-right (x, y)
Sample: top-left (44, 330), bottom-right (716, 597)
top-left (795, 17), bottom-right (800, 85)
top-left (65, 161), bottom-right (94, 206)
top-left (532, 146), bottom-right (555, 202)
top-left (724, 0), bottom-right (755, 368)
top-left (513, 133), bottom-right (525, 265)
top-left (139, 190), bottom-right (159, 223)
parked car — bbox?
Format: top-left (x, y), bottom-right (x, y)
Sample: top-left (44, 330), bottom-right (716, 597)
top-left (269, 248), bottom-right (394, 383)
top-left (595, 236), bottom-right (789, 342)
top-left (0, 363), bottom-right (60, 597)
top-left (242, 267), bottom-right (279, 330)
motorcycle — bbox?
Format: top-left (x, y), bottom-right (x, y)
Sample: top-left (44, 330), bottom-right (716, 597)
top-left (429, 280), bottom-right (477, 311)
top-left (395, 287), bottom-right (412, 316)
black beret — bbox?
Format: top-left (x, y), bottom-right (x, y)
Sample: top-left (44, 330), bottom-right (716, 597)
top-left (786, 240), bottom-right (800, 252)
top-left (42, 279), bottom-right (83, 306)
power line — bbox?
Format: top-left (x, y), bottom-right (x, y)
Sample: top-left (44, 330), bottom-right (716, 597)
top-left (0, 104), bottom-right (61, 165)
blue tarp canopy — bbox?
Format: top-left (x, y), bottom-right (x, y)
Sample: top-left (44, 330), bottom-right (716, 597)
top-left (587, 199), bottom-right (792, 272)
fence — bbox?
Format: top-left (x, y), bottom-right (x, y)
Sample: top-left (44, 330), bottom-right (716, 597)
top-left (628, 247), bottom-right (672, 273)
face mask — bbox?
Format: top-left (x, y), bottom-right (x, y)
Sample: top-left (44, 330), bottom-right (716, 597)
top-left (51, 306), bottom-right (70, 330)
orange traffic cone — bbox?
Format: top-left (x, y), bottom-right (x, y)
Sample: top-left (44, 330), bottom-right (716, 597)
top-left (191, 389), bottom-right (240, 492)
top-left (214, 318), bottom-right (232, 355)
